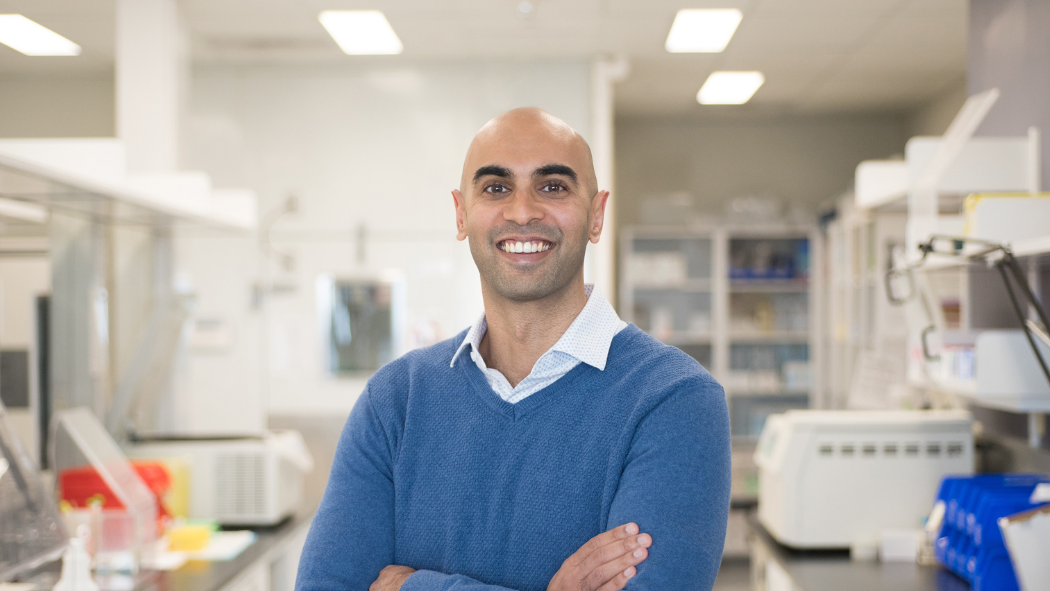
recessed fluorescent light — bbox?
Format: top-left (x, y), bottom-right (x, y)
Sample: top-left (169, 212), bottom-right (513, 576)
top-left (319, 10), bottom-right (403, 55)
top-left (0, 14), bottom-right (81, 56)
top-left (697, 71), bottom-right (765, 105)
top-left (665, 9), bottom-right (742, 53)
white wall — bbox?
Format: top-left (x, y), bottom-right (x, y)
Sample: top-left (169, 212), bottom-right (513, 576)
top-left (0, 74), bottom-right (115, 138)
top-left (177, 60), bottom-right (593, 425)
top-left (615, 113), bottom-right (908, 226)
top-left (906, 78), bottom-right (968, 137)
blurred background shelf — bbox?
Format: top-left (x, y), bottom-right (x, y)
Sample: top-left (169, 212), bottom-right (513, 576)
top-left (620, 225), bottom-right (823, 443)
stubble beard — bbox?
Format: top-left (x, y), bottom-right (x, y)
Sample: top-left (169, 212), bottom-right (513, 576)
top-left (469, 223), bottom-right (587, 302)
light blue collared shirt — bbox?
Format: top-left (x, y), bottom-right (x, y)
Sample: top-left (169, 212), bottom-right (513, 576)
top-left (450, 284), bottom-right (627, 404)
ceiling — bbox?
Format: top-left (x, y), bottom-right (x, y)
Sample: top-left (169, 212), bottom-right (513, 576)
top-left (0, 0), bottom-right (967, 116)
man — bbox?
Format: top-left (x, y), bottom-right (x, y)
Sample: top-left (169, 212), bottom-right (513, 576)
top-left (296, 108), bottom-right (730, 591)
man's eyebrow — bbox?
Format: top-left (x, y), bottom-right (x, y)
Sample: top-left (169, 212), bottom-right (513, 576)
top-left (533, 164), bottom-right (578, 183)
top-left (473, 165), bottom-right (512, 183)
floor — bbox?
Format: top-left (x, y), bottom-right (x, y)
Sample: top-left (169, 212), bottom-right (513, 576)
top-left (713, 558), bottom-right (752, 591)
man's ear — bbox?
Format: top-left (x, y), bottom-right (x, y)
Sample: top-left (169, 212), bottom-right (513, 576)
top-left (588, 190), bottom-right (609, 244)
top-left (453, 189), bottom-right (468, 241)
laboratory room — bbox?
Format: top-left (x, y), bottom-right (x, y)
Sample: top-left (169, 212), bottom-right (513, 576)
top-left (2, 0), bottom-right (1050, 590)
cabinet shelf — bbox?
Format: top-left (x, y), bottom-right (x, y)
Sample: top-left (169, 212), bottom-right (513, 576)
top-left (663, 334), bottom-right (713, 346)
top-left (912, 377), bottom-right (1050, 413)
top-left (632, 279), bottom-right (712, 291)
top-left (729, 332), bottom-right (810, 343)
top-left (725, 389), bottom-right (811, 397)
top-left (729, 280), bottom-right (809, 293)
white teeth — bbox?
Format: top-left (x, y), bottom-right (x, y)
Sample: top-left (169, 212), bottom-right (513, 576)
top-left (500, 240), bottom-right (552, 253)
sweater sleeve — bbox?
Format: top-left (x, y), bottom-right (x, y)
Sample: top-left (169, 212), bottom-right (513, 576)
top-left (295, 387), bottom-right (398, 591)
top-left (400, 570), bottom-right (524, 590)
top-left (607, 378), bottom-right (732, 591)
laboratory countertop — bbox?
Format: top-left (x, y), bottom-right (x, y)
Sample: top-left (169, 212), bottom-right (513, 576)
top-left (747, 516), bottom-right (970, 591)
top-left (76, 506), bottom-right (318, 591)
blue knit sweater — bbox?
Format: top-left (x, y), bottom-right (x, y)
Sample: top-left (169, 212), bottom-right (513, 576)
top-left (295, 324), bottom-right (731, 591)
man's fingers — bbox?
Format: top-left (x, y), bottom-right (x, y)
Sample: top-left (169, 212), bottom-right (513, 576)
top-left (549, 525), bottom-right (650, 591)
top-left (572, 523), bottom-right (638, 567)
top-left (578, 523), bottom-right (637, 557)
top-left (581, 532), bottom-right (651, 574)
top-left (585, 547), bottom-right (647, 591)
top-left (594, 565), bottom-right (637, 591)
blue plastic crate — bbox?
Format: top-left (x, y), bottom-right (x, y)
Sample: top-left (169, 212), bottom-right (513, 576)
top-left (932, 474), bottom-right (1050, 590)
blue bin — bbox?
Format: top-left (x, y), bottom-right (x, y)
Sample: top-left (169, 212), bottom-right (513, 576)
top-left (931, 474), bottom-right (1049, 590)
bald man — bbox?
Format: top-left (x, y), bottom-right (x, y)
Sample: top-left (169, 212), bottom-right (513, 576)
top-left (296, 109), bottom-right (730, 591)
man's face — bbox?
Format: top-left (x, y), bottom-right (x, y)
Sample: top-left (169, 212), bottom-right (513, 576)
top-left (453, 115), bottom-right (607, 302)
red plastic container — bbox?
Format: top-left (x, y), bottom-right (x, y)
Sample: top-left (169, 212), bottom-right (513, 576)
top-left (59, 461), bottom-right (172, 530)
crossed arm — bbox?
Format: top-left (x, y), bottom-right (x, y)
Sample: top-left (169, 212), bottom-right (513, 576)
top-left (295, 381), bottom-right (730, 591)
top-left (370, 523), bottom-right (654, 591)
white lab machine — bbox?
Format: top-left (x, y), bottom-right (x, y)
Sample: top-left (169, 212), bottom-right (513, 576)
top-left (127, 430), bottom-right (313, 526)
top-left (754, 410), bottom-right (973, 549)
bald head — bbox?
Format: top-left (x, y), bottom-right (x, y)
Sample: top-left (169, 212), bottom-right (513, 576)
top-left (460, 108), bottom-right (598, 198)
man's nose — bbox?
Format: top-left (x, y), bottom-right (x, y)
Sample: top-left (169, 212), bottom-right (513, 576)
top-left (503, 189), bottom-right (544, 226)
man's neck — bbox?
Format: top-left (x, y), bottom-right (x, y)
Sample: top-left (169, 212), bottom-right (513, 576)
top-left (478, 279), bottom-right (589, 388)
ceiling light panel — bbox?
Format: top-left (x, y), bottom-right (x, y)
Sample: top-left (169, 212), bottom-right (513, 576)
top-left (319, 10), bottom-right (403, 55)
top-left (697, 71), bottom-right (765, 105)
top-left (665, 9), bottom-right (742, 53)
top-left (0, 14), bottom-right (81, 56)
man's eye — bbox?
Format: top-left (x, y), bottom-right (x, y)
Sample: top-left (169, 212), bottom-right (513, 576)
top-left (484, 184), bottom-right (509, 194)
top-left (540, 182), bottom-right (566, 192)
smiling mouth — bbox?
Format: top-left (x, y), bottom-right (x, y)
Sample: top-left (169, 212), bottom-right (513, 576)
top-left (497, 239), bottom-right (554, 254)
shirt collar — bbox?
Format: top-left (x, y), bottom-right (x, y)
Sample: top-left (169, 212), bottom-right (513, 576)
top-left (450, 284), bottom-right (622, 371)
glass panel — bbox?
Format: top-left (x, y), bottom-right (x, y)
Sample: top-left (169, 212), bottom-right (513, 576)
top-left (726, 344), bottom-right (810, 394)
top-left (632, 289), bottom-right (711, 341)
top-left (631, 237), bottom-right (712, 282)
top-left (729, 292), bottom-right (808, 335)
top-left (319, 276), bottom-right (404, 373)
top-left (729, 237), bottom-right (808, 281)
top-left (729, 394), bottom-right (809, 440)
top-left (50, 407), bottom-right (156, 574)
top-left (0, 402), bottom-right (68, 582)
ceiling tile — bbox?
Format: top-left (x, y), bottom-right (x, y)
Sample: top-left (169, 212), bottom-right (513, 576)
top-left (751, 0), bottom-right (905, 19)
top-left (802, 68), bottom-right (958, 111)
top-left (729, 16), bottom-right (883, 56)
top-left (898, 0), bottom-right (967, 21)
top-left (0, 0), bottom-right (971, 115)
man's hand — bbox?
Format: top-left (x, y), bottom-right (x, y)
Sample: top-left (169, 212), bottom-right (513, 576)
top-left (547, 523), bottom-right (651, 591)
top-left (370, 565), bottom-right (416, 591)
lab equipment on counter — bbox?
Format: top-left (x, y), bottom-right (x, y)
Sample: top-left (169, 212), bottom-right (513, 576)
top-left (49, 408), bottom-right (158, 574)
top-left (754, 409), bottom-right (973, 549)
top-left (931, 474), bottom-right (1050, 591)
top-left (127, 430), bottom-right (313, 526)
top-left (0, 402), bottom-right (68, 583)
top-left (59, 461), bottom-right (172, 531)
top-left (52, 529), bottom-right (98, 591)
